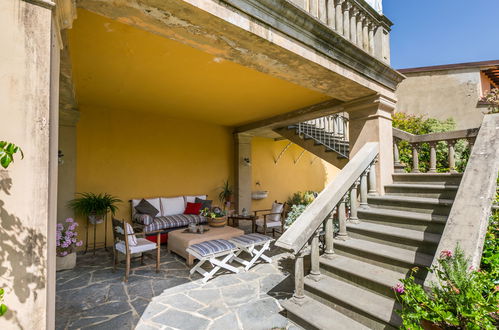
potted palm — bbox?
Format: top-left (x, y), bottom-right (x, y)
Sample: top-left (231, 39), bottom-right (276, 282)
top-left (218, 180), bottom-right (233, 210)
top-left (68, 192), bottom-right (121, 224)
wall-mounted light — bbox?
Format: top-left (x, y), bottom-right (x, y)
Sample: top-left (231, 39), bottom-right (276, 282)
top-left (58, 150), bottom-right (64, 165)
top-left (243, 157), bottom-right (251, 166)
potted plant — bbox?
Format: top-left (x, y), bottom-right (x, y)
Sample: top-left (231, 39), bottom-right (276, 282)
top-left (68, 192), bottom-right (121, 224)
top-left (201, 207), bottom-right (227, 227)
top-left (56, 218), bottom-right (83, 271)
top-left (218, 180), bottom-right (233, 210)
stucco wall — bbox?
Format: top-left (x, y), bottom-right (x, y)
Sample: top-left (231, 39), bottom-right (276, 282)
top-left (251, 137), bottom-right (338, 210)
top-left (396, 69), bottom-right (485, 129)
top-left (0, 1), bottom-right (53, 328)
top-left (71, 107), bottom-right (332, 246)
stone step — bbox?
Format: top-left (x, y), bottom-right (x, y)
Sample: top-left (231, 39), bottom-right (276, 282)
top-left (384, 183), bottom-right (459, 198)
top-left (367, 195), bottom-right (454, 215)
top-left (282, 296), bottom-right (371, 330)
top-left (334, 238), bottom-right (434, 274)
top-left (346, 222), bottom-right (441, 253)
top-left (392, 173), bottom-right (463, 185)
top-left (319, 254), bottom-right (411, 298)
top-left (358, 208), bottom-right (447, 232)
top-left (304, 275), bottom-right (401, 329)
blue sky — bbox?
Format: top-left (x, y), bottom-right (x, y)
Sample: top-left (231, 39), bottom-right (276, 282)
top-left (384, 0), bottom-right (499, 69)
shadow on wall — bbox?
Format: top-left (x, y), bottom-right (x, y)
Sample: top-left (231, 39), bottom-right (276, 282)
top-left (0, 170), bottom-right (46, 329)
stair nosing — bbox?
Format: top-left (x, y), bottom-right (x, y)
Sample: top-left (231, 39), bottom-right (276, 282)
top-left (346, 222), bottom-right (441, 244)
top-left (385, 183), bottom-right (459, 190)
top-left (368, 195), bottom-right (454, 206)
top-left (357, 208), bottom-right (447, 223)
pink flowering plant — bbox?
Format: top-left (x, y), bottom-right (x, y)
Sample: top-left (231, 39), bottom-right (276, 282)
top-left (56, 218), bottom-right (83, 257)
top-left (394, 246), bottom-right (499, 329)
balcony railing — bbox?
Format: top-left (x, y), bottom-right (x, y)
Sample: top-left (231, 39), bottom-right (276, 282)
top-left (288, 0), bottom-right (392, 63)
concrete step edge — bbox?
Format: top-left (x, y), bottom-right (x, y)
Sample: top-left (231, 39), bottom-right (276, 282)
top-left (368, 195), bottom-right (454, 206)
top-left (357, 208), bottom-right (447, 223)
top-left (346, 222), bottom-right (441, 244)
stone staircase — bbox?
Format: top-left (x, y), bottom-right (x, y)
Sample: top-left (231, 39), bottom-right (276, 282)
top-left (274, 115), bottom-right (350, 167)
top-left (282, 172), bottom-right (462, 329)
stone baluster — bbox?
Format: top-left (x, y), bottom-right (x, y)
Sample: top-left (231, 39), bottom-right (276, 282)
top-left (327, 0), bottom-right (336, 29)
top-left (429, 142), bottom-right (437, 173)
top-left (411, 144), bottom-right (420, 173)
top-left (356, 14), bottom-right (364, 48)
top-left (360, 170), bottom-right (368, 208)
top-left (309, 0), bottom-right (318, 18)
top-left (349, 180), bottom-right (359, 223)
top-left (362, 18), bottom-right (369, 51)
top-left (310, 229), bottom-right (322, 281)
top-left (350, 7), bottom-right (358, 44)
top-left (393, 139), bottom-right (404, 173)
top-left (368, 161), bottom-right (377, 195)
top-left (324, 213), bottom-right (335, 258)
top-left (292, 247), bottom-right (308, 305)
top-left (368, 23), bottom-right (375, 55)
top-left (318, 0), bottom-right (327, 23)
top-left (448, 140), bottom-right (457, 173)
top-left (342, 2), bottom-right (351, 39)
top-left (335, 0), bottom-right (344, 35)
top-left (337, 195), bottom-right (348, 240)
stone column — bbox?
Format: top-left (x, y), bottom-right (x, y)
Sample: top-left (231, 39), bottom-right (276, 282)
top-left (235, 133), bottom-right (252, 213)
top-left (0, 1), bottom-right (60, 329)
top-left (342, 2), bottom-right (351, 40)
top-left (349, 7), bottom-right (357, 44)
top-left (346, 95), bottom-right (396, 194)
top-left (335, 0), bottom-right (344, 35)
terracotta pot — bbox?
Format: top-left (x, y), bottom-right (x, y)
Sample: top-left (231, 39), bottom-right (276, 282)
top-left (56, 252), bottom-right (76, 271)
top-left (421, 320), bottom-right (443, 330)
top-left (208, 216), bottom-right (227, 227)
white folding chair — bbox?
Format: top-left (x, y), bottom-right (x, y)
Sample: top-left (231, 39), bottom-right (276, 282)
top-left (186, 239), bottom-right (240, 283)
top-left (229, 233), bottom-right (274, 271)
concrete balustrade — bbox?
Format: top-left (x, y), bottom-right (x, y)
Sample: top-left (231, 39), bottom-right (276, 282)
top-left (392, 127), bottom-right (480, 173)
top-left (290, 0), bottom-right (392, 63)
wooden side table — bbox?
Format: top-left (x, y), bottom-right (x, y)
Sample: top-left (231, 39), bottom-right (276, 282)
top-left (228, 214), bottom-right (257, 233)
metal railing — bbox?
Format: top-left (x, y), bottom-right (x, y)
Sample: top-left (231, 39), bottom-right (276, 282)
top-left (297, 113), bottom-right (349, 158)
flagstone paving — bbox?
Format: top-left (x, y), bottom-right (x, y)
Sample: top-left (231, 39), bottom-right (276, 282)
top-left (56, 234), bottom-right (300, 330)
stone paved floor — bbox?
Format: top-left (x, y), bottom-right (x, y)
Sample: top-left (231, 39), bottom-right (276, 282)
top-left (56, 228), bottom-right (300, 330)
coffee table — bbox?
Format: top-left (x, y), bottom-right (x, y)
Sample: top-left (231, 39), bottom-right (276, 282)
top-left (228, 214), bottom-right (257, 233)
top-left (167, 226), bottom-right (244, 265)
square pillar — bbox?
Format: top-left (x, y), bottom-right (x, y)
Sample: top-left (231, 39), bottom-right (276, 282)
top-left (235, 133), bottom-right (252, 213)
top-left (346, 95), bottom-right (396, 194)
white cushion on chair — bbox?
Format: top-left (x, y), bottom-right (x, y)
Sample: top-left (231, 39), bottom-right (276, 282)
top-left (184, 195), bottom-right (207, 204)
top-left (256, 219), bottom-right (281, 228)
top-left (115, 238), bottom-right (157, 254)
top-left (125, 223), bottom-right (138, 246)
top-left (267, 202), bottom-right (284, 222)
top-left (160, 197), bottom-right (185, 216)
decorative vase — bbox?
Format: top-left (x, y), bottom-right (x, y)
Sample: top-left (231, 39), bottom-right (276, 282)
top-left (56, 252), bottom-right (76, 271)
top-left (88, 214), bottom-right (103, 224)
top-left (208, 216), bottom-right (227, 227)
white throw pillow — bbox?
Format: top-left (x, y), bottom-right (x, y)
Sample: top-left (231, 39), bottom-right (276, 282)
top-left (268, 202), bottom-right (284, 222)
top-left (125, 223), bottom-right (137, 246)
top-left (161, 197), bottom-right (186, 216)
top-left (184, 195), bottom-right (207, 204)
top-left (131, 198), bottom-right (161, 217)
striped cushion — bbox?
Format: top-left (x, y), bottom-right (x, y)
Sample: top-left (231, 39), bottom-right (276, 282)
top-left (134, 213), bottom-right (154, 225)
top-left (144, 214), bottom-right (207, 232)
top-left (230, 233), bottom-right (272, 246)
top-left (188, 239), bottom-right (236, 257)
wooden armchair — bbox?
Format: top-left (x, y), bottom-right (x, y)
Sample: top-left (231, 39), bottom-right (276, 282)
top-left (111, 218), bottom-right (161, 282)
top-left (253, 201), bottom-right (287, 237)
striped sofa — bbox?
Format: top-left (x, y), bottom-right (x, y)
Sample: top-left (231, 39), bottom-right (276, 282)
top-left (130, 195), bottom-right (209, 234)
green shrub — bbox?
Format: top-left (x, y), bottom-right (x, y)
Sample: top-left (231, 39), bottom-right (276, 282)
top-left (285, 204), bottom-right (307, 227)
top-left (393, 113), bottom-right (469, 173)
top-left (394, 247), bottom-right (499, 329)
top-left (286, 191), bottom-right (316, 207)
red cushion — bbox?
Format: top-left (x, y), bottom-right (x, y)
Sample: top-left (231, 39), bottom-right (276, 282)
top-left (184, 202), bottom-right (202, 215)
top-left (146, 233), bottom-right (168, 244)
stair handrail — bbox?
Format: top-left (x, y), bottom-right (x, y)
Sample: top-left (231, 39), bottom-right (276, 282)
top-left (275, 142), bottom-right (379, 253)
top-left (392, 126), bottom-right (479, 173)
top-left (425, 114), bottom-right (499, 284)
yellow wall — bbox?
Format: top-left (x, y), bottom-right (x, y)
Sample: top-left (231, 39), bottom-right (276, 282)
top-left (251, 137), bottom-right (336, 210)
top-left (75, 105), bottom-right (234, 246)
